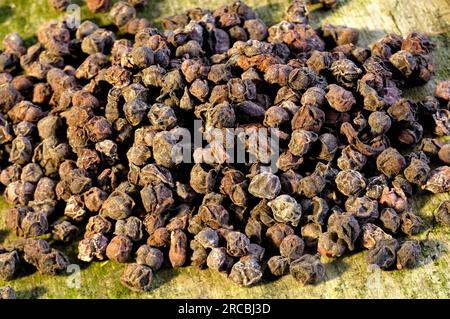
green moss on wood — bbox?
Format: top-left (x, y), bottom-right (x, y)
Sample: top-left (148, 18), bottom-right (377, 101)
top-left (0, 0), bottom-right (450, 298)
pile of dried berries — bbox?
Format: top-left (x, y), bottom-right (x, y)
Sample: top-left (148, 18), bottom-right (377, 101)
top-left (1, 0), bottom-right (450, 293)
top-left (0, 285), bottom-right (16, 299)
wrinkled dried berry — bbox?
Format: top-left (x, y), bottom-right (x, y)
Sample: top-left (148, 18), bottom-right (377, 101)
top-left (289, 254), bottom-right (325, 285)
top-left (120, 263), bottom-right (153, 292)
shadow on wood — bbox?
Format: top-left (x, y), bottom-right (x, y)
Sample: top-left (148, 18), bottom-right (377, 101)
top-left (0, 229), bottom-right (9, 244)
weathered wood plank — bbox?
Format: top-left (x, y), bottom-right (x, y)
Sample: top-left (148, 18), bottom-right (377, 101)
top-left (0, 0), bottom-right (449, 298)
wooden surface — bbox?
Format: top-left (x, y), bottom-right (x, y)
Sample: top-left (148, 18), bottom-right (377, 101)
top-left (0, 0), bottom-right (449, 298)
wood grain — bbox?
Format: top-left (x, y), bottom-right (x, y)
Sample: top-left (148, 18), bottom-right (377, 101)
top-left (0, 0), bottom-right (449, 298)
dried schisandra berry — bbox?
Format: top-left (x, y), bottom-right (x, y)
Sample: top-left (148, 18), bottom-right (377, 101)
top-left (0, 0), bottom-right (449, 292)
top-left (207, 247), bottom-right (232, 274)
top-left (396, 240), bottom-right (421, 270)
top-left (78, 234), bottom-right (108, 262)
top-left (229, 256), bottom-right (263, 287)
top-left (226, 231), bottom-right (250, 257)
top-left (248, 172), bottom-right (281, 199)
top-left (360, 223), bottom-right (392, 250)
top-left (0, 286), bottom-right (16, 299)
top-left (438, 144), bottom-right (450, 165)
top-left (0, 251), bottom-right (20, 281)
top-left (23, 239), bottom-right (50, 267)
top-left (268, 255), bottom-right (289, 276)
top-left (100, 191), bottom-right (135, 220)
top-left (169, 230), bottom-right (187, 268)
top-left (301, 223), bottom-right (321, 248)
top-left (376, 148), bottom-right (406, 178)
top-left (404, 158), bottom-right (430, 185)
top-left (52, 220), bottom-right (78, 242)
top-left (86, 0), bottom-right (112, 13)
top-left (268, 195), bottom-right (302, 226)
top-left (335, 170), bottom-right (366, 196)
top-left (36, 249), bottom-right (69, 275)
top-left (48, 0), bottom-right (71, 11)
top-left (326, 84), bottom-right (355, 112)
top-left (115, 217), bottom-right (143, 242)
top-left (289, 254), bottom-right (325, 285)
top-left (280, 235), bottom-right (305, 262)
top-left (366, 239), bottom-right (399, 270)
top-left (424, 166), bottom-right (450, 193)
top-left (380, 208), bottom-right (401, 233)
top-left (106, 235), bottom-right (133, 263)
top-left (120, 263), bottom-right (153, 292)
top-left (266, 223), bottom-right (295, 249)
top-left (434, 200), bottom-right (450, 226)
top-left (401, 212), bottom-right (424, 236)
top-left (136, 245), bottom-right (164, 270)
top-left (328, 213), bottom-right (360, 251)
